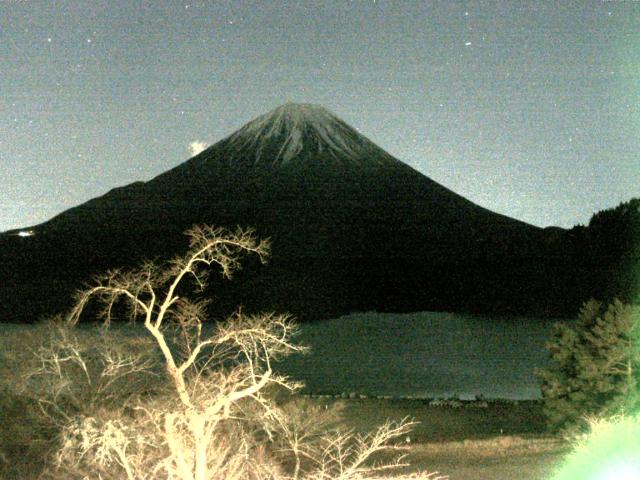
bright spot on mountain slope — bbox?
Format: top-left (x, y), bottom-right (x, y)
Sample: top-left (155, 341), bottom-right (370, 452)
top-left (189, 140), bottom-right (207, 156)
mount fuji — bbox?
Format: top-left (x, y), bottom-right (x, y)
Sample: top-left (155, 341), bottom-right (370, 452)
top-left (0, 103), bottom-right (578, 323)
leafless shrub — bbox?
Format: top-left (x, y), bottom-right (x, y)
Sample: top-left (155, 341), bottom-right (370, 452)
top-left (22, 319), bottom-right (163, 427)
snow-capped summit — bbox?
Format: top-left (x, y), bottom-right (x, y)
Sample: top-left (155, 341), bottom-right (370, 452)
top-left (224, 103), bottom-right (398, 168)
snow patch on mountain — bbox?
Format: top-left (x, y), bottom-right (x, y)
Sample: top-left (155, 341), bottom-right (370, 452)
top-left (226, 103), bottom-right (395, 167)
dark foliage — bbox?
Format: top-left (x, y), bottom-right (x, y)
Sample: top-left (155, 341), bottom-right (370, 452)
top-left (537, 299), bottom-right (640, 433)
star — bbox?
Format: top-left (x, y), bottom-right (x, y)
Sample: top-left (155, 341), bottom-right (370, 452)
top-left (47, 38), bottom-right (52, 43)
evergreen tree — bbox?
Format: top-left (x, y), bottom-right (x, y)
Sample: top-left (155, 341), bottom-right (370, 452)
top-left (537, 298), bottom-right (640, 433)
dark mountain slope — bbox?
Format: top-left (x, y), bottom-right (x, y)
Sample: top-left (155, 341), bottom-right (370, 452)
top-left (0, 103), bottom-right (579, 323)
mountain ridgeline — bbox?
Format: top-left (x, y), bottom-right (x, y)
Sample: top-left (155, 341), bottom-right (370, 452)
top-left (1, 104), bottom-right (637, 323)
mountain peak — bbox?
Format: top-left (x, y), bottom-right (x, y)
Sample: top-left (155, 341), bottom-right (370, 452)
top-left (224, 103), bottom-right (397, 168)
top-left (268, 102), bottom-right (335, 122)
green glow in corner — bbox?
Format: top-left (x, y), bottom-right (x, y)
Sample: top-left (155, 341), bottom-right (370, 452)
top-left (598, 462), bottom-right (640, 480)
top-left (550, 414), bottom-right (640, 480)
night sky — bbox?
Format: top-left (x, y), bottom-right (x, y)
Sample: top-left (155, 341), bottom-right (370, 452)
top-left (1, 0), bottom-right (638, 232)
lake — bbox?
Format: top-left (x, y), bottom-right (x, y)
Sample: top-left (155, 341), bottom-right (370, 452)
top-left (274, 311), bottom-right (568, 400)
top-left (1, 310), bottom-right (567, 400)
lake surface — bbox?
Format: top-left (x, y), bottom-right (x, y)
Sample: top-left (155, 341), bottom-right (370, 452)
top-left (274, 311), bottom-right (568, 400)
top-left (2, 311), bottom-right (568, 400)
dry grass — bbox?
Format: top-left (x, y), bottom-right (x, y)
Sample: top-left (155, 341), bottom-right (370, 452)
top-left (413, 436), bottom-right (567, 458)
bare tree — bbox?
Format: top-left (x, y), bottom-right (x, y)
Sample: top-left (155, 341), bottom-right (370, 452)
top-left (32, 225), bottom-right (445, 480)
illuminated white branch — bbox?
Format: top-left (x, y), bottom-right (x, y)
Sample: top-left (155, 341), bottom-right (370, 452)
top-left (36, 225), bottom-right (442, 480)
